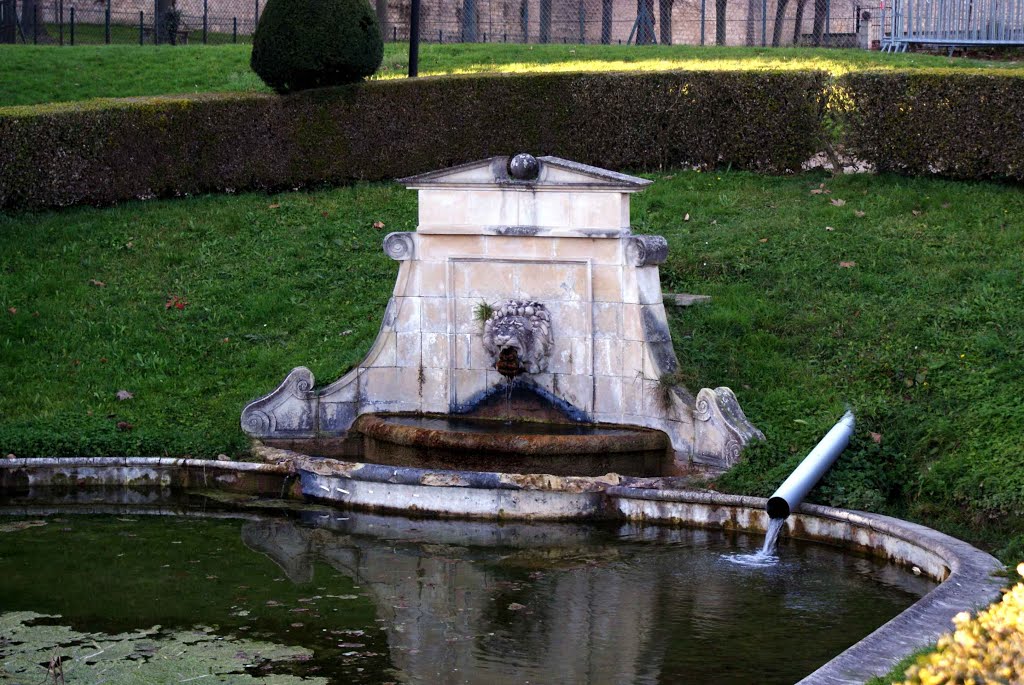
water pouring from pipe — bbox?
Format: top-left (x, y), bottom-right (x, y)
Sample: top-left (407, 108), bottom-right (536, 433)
top-left (496, 346), bottom-right (524, 420)
top-left (762, 411), bottom-right (855, 555)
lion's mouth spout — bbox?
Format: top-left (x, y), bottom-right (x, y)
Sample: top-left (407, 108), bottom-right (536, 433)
top-left (495, 346), bottom-right (526, 380)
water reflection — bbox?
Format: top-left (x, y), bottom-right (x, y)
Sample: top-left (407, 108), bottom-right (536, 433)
top-left (241, 510), bottom-right (934, 685)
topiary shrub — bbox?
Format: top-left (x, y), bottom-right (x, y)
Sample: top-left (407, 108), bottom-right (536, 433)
top-left (250, 0), bottom-right (383, 94)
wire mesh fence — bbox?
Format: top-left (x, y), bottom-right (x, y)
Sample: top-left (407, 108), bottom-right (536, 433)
top-left (383, 0), bottom-right (867, 46)
top-left (0, 0), bottom-right (258, 43)
top-left (0, 0), bottom-right (878, 46)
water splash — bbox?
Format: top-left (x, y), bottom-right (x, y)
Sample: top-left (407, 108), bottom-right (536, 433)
top-left (761, 517), bottom-right (786, 556)
top-left (721, 517), bottom-right (787, 567)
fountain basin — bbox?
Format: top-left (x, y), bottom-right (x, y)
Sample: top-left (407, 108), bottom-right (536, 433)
top-left (352, 413), bottom-right (670, 477)
top-left (0, 502), bottom-right (937, 685)
top-left (0, 456), bottom-right (1006, 685)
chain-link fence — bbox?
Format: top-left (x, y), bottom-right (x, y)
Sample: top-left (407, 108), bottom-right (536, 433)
top-left (0, 0), bottom-right (880, 46)
top-left (1, 0), bottom-right (259, 44)
top-left (384, 0), bottom-right (873, 46)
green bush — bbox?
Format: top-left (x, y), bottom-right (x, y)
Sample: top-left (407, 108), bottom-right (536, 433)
top-left (251, 0), bottom-right (383, 93)
top-left (838, 71), bottom-right (1024, 181)
top-left (0, 70), bottom-right (827, 209)
top-left (898, 563), bottom-right (1024, 685)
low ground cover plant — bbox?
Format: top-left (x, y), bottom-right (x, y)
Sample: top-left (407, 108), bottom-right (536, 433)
top-left (898, 563), bottom-right (1024, 684)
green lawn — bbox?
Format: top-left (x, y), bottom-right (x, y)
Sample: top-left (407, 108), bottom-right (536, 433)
top-left (2, 171), bottom-right (1022, 562)
top-left (2, 42), bottom-right (1022, 107)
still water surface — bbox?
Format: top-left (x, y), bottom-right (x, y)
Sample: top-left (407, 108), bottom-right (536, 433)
top-left (0, 501), bottom-right (934, 684)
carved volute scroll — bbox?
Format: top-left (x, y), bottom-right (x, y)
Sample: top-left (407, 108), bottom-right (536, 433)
top-left (625, 235), bottom-right (669, 267)
top-left (383, 232), bottom-right (415, 261)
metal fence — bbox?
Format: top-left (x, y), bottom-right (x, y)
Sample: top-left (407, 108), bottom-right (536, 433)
top-left (0, 0), bottom-right (258, 43)
top-left (881, 0), bottom-right (1024, 50)
top-left (383, 0), bottom-right (866, 46)
top-left (0, 0), bottom-right (875, 46)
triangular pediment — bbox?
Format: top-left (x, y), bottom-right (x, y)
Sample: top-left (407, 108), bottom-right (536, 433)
top-left (398, 155), bottom-right (652, 192)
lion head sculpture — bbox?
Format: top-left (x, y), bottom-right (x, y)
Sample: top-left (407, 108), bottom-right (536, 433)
top-left (482, 300), bottom-right (553, 376)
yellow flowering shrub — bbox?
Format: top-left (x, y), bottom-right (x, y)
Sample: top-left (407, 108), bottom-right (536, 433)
top-left (899, 563), bottom-right (1024, 685)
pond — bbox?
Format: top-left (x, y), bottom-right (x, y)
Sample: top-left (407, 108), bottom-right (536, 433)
top-left (0, 496), bottom-right (935, 684)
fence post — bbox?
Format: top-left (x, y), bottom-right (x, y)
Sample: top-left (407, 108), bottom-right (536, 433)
top-left (202, 0), bottom-right (207, 43)
top-left (69, 5), bottom-right (73, 43)
top-left (138, 9), bottom-right (143, 44)
top-left (408, 0), bottom-right (419, 75)
top-left (700, 0), bottom-right (706, 44)
top-left (104, 0), bottom-right (110, 43)
top-left (232, 16), bottom-right (236, 41)
top-left (253, 0), bottom-right (258, 34)
top-left (58, 0), bottom-right (63, 45)
top-left (153, 0), bottom-right (158, 42)
top-left (32, 3), bottom-right (37, 43)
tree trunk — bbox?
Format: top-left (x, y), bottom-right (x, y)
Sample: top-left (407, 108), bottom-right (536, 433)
top-left (375, 0), bottom-right (389, 41)
top-left (155, 0), bottom-right (173, 43)
top-left (771, 0), bottom-right (789, 45)
top-left (635, 0), bottom-right (656, 43)
top-left (539, 0), bottom-right (551, 42)
top-left (659, 0), bottom-right (673, 43)
top-left (1, 0), bottom-right (17, 42)
top-left (715, 0), bottom-right (727, 44)
top-left (792, 0), bottom-right (808, 44)
top-left (601, 0), bottom-right (612, 42)
top-left (811, 0), bottom-right (826, 44)
top-left (745, 0), bottom-right (759, 44)
top-left (19, 0), bottom-right (49, 39)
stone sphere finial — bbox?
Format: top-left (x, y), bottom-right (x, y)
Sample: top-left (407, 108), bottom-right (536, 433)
top-left (508, 153), bottom-right (540, 180)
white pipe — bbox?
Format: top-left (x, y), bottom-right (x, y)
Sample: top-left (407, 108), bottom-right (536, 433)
top-left (766, 411), bottom-right (855, 519)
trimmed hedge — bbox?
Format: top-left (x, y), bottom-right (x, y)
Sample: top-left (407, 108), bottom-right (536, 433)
top-left (0, 70), bottom-right (827, 209)
top-left (839, 71), bottom-right (1024, 181)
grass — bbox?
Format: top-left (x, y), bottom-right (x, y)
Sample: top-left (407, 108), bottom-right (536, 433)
top-left (2, 41), bottom-right (1023, 107)
top-left (0, 184), bottom-right (413, 458)
top-left (864, 646), bottom-right (934, 685)
top-left (2, 170), bottom-right (1023, 564)
top-left (37, 21), bottom-right (253, 46)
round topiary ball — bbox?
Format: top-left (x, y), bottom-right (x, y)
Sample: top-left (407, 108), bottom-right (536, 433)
top-left (251, 0), bottom-right (383, 94)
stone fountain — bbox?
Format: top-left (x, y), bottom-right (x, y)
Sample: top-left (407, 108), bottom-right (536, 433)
top-left (242, 154), bottom-right (762, 473)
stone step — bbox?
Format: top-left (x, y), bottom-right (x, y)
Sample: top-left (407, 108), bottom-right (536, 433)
top-left (665, 293), bottom-right (711, 307)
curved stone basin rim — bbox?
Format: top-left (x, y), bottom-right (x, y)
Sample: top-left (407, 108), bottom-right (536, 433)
top-left (0, 455), bottom-right (1006, 685)
top-left (352, 412), bottom-right (670, 455)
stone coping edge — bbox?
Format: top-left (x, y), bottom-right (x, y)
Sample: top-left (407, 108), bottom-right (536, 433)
top-left (0, 456), bottom-right (1006, 685)
top-left (607, 486), bottom-right (1006, 685)
top-left (0, 456), bottom-right (292, 474)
